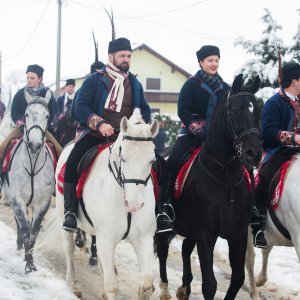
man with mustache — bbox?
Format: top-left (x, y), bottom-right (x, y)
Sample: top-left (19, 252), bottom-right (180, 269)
top-left (62, 37), bottom-right (152, 232)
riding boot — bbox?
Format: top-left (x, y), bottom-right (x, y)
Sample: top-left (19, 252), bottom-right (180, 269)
top-left (253, 215), bottom-right (268, 248)
top-left (62, 182), bottom-right (78, 232)
top-left (156, 174), bottom-right (175, 233)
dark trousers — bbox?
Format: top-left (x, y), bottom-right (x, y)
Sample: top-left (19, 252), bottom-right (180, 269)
top-left (167, 134), bottom-right (200, 175)
top-left (256, 147), bottom-right (298, 214)
top-left (64, 134), bottom-right (105, 183)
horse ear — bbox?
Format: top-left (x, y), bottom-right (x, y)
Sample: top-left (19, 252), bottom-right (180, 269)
top-left (120, 116), bottom-right (129, 133)
top-left (24, 89), bottom-right (34, 103)
top-left (251, 75), bottom-right (261, 94)
top-left (150, 119), bottom-right (159, 137)
top-left (42, 89), bottom-right (52, 104)
top-left (231, 74), bottom-right (243, 94)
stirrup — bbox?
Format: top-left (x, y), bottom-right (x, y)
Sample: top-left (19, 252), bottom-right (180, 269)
top-left (162, 202), bottom-right (175, 221)
top-left (62, 212), bottom-right (77, 233)
top-left (254, 230), bottom-right (268, 249)
top-left (156, 212), bottom-right (173, 234)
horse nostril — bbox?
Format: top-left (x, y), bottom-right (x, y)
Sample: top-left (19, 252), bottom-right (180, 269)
top-left (125, 200), bottom-right (128, 207)
top-left (246, 149), bottom-right (255, 160)
top-left (28, 141), bottom-right (33, 148)
top-left (141, 202), bottom-right (144, 208)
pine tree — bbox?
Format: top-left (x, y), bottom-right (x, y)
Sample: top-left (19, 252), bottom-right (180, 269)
top-left (234, 8), bottom-right (287, 91)
top-left (289, 9), bottom-right (300, 62)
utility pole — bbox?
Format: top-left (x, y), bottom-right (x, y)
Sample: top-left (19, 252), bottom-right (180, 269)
top-left (56, 0), bottom-right (62, 98)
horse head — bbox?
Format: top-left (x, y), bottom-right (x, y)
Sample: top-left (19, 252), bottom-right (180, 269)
top-left (226, 74), bottom-right (262, 170)
top-left (24, 89), bottom-right (51, 153)
top-left (112, 109), bottom-right (159, 212)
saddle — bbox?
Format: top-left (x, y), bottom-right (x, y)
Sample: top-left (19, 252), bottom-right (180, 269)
top-left (57, 144), bottom-right (160, 201)
top-left (256, 148), bottom-right (298, 210)
top-left (2, 138), bottom-right (58, 174)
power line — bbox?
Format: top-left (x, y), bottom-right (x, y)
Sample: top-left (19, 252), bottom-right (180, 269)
top-left (5, 0), bottom-right (52, 60)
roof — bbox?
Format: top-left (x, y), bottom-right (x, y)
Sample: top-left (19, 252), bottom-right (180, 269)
top-left (133, 43), bottom-right (192, 78)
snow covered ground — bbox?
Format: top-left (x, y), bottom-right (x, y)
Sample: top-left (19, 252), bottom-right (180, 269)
top-left (0, 215), bottom-right (299, 299)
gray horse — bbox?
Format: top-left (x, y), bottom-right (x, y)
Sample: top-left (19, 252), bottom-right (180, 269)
top-left (2, 90), bottom-right (55, 273)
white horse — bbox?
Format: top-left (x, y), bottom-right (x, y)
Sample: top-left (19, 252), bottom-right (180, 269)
top-left (1, 90), bottom-right (55, 273)
top-left (55, 109), bottom-right (159, 300)
top-left (246, 154), bottom-right (300, 299)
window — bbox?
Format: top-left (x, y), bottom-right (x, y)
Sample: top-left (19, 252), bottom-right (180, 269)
top-left (146, 78), bottom-right (161, 90)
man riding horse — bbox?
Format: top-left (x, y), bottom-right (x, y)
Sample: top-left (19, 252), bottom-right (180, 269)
top-left (62, 37), bottom-right (172, 233)
top-left (253, 62), bottom-right (300, 248)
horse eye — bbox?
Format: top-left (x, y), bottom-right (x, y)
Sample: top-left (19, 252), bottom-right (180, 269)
top-left (121, 157), bottom-right (126, 163)
top-left (46, 115), bottom-right (50, 119)
top-left (25, 113), bottom-right (29, 118)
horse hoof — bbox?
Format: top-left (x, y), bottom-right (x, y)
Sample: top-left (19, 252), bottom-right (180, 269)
top-left (75, 239), bottom-right (85, 248)
top-left (88, 256), bottom-right (98, 266)
top-left (25, 261), bottom-right (37, 274)
top-left (159, 281), bottom-right (171, 299)
top-left (176, 285), bottom-right (190, 300)
top-left (138, 285), bottom-right (154, 299)
top-left (74, 291), bottom-right (83, 299)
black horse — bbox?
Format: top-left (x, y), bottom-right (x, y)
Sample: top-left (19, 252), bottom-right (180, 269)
top-left (155, 74), bottom-right (262, 300)
top-left (54, 100), bottom-right (77, 148)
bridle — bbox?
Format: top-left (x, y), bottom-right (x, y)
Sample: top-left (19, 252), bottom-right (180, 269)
top-left (199, 91), bottom-right (261, 186)
top-left (226, 92), bottom-right (260, 159)
top-left (22, 99), bottom-right (50, 206)
top-left (108, 134), bottom-right (153, 188)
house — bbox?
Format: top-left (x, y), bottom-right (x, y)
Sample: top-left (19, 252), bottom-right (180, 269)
top-left (130, 44), bottom-right (191, 115)
top-left (55, 44), bottom-right (191, 115)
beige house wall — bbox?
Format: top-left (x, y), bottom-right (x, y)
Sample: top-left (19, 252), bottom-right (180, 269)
top-left (131, 49), bottom-right (187, 94)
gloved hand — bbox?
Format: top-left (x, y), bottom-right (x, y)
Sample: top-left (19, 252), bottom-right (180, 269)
top-left (19, 124), bottom-right (25, 135)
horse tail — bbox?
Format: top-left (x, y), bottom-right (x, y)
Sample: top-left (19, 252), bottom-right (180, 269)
top-left (153, 231), bottom-right (176, 257)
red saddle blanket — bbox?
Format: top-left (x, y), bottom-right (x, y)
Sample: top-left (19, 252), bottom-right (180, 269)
top-left (57, 144), bottom-right (159, 201)
top-left (255, 155), bottom-right (297, 210)
top-left (2, 138), bottom-right (57, 173)
top-left (174, 147), bottom-right (252, 199)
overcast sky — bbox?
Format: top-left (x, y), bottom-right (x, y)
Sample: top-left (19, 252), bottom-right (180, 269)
top-left (0, 0), bottom-right (299, 92)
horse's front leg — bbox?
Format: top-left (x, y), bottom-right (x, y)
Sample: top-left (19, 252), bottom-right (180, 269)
top-left (245, 226), bottom-right (261, 300)
top-left (256, 246), bottom-right (273, 287)
top-left (62, 230), bottom-right (82, 297)
top-left (226, 231), bottom-right (248, 300)
top-left (131, 233), bottom-right (155, 300)
top-left (196, 236), bottom-right (217, 300)
top-left (176, 237), bottom-right (196, 300)
top-left (97, 234), bottom-right (118, 300)
top-left (11, 197), bottom-right (34, 274)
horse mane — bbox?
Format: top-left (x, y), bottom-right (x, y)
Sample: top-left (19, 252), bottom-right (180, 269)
top-left (128, 108), bottom-right (145, 125)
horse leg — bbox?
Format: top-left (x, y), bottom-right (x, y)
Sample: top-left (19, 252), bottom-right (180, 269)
top-left (131, 234), bottom-right (155, 300)
top-left (245, 227), bottom-right (261, 300)
top-left (62, 230), bottom-right (82, 297)
top-left (11, 198), bottom-right (34, 274)
top-left (195, 236), bottom-right (217, 300)
top-left (225, 232), bottom-right (248, 300)
top-left (155, 232), bottom-right (172, 300)
top-left (97, 235), bottom-right (118, 300)
top-left (75, 228), bottom-right (85, 248)
top-left (89, 235), bottom-right (98, 266)
top-left (15, 216), bottom-right (23, 250)
top-left (256, 246), bottom-right (273, 287)
top-left (176, 237), bottom-right (196, 300)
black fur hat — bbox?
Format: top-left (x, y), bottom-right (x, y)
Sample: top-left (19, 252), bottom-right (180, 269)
top-left (108, 37), bottom-right (132, 54)
top-left (65, 79), bottom-right (75, 86)
top-left (196, 45), bottom-right (220, 62)
top-left (90, 61), bottom-right (105, 74)
top-left (281, 62), bottom-right (300, 87)
top-left (26, 64), bottom-right (44, 77)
